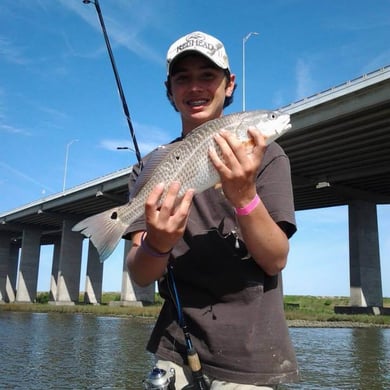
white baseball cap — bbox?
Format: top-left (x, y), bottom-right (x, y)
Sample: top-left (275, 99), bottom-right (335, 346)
top-left (166, 31), bottom-right (230, 75)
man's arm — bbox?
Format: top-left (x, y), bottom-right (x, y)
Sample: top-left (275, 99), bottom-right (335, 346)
top-left (209, 128), bottom-right (290, 276)
top-left (127, 182), bottom-right (194, 286)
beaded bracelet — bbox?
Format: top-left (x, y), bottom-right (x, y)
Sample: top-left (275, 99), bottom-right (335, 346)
top-left (140, 231), bottom-right (172, 258)
top-left (234, 194), bottom-right (260, 216)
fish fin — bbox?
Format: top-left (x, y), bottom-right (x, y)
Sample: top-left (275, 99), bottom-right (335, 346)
top-left (129, 143), bottom-right (182, 200)
top-left (72, 207), bottom-right (128, 262)
top-left (214, 182), bottom-right (222, 189)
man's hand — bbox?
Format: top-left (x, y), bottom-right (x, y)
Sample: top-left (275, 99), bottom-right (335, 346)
top-left (144, 181), bottom-right (194, 253)
top-left (208, 128), bottom-right (266, 208)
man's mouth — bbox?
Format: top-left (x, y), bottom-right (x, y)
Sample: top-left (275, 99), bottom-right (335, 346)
top-left (187, 99), bottom-right (209, 107)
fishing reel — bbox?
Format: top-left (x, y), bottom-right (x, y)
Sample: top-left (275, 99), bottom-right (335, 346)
top-left (143, 366), bottom-right (176, 390)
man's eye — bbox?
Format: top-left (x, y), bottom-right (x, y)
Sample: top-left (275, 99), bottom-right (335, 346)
top-left (201, 73), bottom-right (215, 80)
top-left (174, 75), bottom-right (188, 84)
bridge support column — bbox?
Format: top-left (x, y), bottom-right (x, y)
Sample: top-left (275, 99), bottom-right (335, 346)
top-left (115, 239), bottom-right (154, 307)
top-left (6, 243), bottom-right (19, 303)
top-left (335, 201), bottom-right (385, 315)
top-left (16, 229), bottom-right (41, 303)
top-left (54, 220), bottom-right (83, 305)
top-left (349, 201), bottom-right (382, 307)
top-left (49, 239), bottom-right (61, 301)
top-left (84, 241), bottom-right (103, 304)
top-left (0, 232), bottom-right (12, 303)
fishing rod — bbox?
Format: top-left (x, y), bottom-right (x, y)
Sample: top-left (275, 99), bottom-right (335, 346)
top-left (82, 2), bottom-right (209, 389)
top-left (82, 0), bottom-right (143, 168)
top-left (167, 265), bottom-right (210, 390)
top-left (143, 266), bottom-right (210, 390)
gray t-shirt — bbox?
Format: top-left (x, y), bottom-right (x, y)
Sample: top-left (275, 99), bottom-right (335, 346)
top-left (127, 141), bottom-right (299, 385)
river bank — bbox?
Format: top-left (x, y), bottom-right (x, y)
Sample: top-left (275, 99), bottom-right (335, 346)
top-left (287, 319), bottom-right (390, 328)
top-left (1, 294), bottom-right (389, 328)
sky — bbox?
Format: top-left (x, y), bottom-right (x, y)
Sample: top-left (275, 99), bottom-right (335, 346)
top-left (1, 0), bottom-right (389, 297)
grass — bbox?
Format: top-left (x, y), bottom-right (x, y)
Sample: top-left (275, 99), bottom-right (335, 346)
top-left (1, 294), bottom-right (390, 326)
top-left (284, 295), bottom-right (390, 326)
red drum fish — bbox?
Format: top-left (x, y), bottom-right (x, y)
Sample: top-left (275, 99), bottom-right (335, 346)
top-left (72, 110), bottom-right (292, 261)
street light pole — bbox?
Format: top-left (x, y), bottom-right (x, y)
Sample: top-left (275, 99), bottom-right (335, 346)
top-left (63, 139), bottom-right (78, 192)
top-left (242, 32), bottom-right (259, 111)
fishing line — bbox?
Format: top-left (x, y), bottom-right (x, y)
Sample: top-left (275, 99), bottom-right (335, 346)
top-left (82, 0), bottom-right (143, 169)
top-left (167, 265), bottom-right (210, 390)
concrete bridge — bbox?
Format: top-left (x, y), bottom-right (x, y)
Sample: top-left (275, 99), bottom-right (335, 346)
top-left (0, 167), bottom-right (154, 306)
top-left (1, 66), bottom-right (389, 310)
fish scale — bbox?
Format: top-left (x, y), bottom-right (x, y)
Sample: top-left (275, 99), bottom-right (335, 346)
top-left (72, 109), bottom-right (292, 261)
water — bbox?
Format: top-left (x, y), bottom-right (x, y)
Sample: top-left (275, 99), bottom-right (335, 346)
top-left (0, 312), bottom-right (155, 389)
top-left (0, 312), bottom-right (389, 389)
top-left (282, 328), bottom-right (390, 390)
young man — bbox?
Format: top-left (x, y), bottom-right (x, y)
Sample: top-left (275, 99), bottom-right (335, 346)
top-left (126, 31), bottom-right (299, 389)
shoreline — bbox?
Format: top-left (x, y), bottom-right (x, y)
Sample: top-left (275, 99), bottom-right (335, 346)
top-left (1, 303), bottom-right (390, 328)
top-left (286, 319), bottom-right (390, 328)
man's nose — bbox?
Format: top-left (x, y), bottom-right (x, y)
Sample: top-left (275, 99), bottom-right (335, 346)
top-left (188, 78), bottom-right (203, 91)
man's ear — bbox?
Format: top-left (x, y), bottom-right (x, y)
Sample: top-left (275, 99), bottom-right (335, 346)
top-left (226, 74), bottom-right (236, 97)
top-left (165, 79), bottom-right (179, 112)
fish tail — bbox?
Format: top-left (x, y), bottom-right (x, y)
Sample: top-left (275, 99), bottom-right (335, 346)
top-left (72, 207), bottom-right (128, 262)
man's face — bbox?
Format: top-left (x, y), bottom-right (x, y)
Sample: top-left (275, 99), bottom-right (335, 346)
top-left (169, 54), bottom-right (235, 134)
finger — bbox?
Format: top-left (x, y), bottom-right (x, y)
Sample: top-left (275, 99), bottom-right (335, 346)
top-left (218, 129), bottom-right (242, 151)
top-left (216, 131), bottom-right (251, 175)
top-left (166, 181), bottom-right (181, 203)
top-left (247, 127), bottom-right (267, 149)
top-left (214, 132), bottom-right (239, 163)
top-left (209, 142), bottom-right (230, 176)
top-left (173, 188), bottom-right (195, 230)
top-left (145, 182), bottom-right (165, 211)
top-left (159, 181), bottom-right (181, 217)
top-left (178, 188), bottom-right (195, 214)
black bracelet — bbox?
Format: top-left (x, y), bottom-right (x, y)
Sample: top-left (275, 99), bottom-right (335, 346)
top-left (140, 231), bottom-right (172, 258)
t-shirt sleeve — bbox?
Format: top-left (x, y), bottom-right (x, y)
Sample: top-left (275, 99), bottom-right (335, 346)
top-left (257, 143), bottom-right (297, 239)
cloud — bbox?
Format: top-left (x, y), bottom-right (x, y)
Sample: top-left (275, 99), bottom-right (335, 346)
top-left (0, 123), bottom-right (31, 135)
top-left (361, 50), bottom-right (390, 74)
top-left (99, 121), bottom-right (172, 155)
top-left (0, 36), bottom-right (29, 65)
top-left (0, 160), bottom-right (56, 192)
top-left (36, 104), bottom-right (69, 122)
top-left (0, 93), bottom-right (32, 136)
top-left (295, 59), bottom-right (317, 100)
top-left (58, 0), bottom-right (163, 65)
top-left (326, 13), bottom-right (390, 33)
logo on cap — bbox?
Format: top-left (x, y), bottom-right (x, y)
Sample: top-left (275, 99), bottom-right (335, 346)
top-left (175, 32), bottom-right (223, 57)
top-left (167, 31), bottom-right (230, 75)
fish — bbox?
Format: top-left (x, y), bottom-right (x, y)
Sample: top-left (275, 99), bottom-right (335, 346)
top-left (72, 109), bottom-right (292, 261)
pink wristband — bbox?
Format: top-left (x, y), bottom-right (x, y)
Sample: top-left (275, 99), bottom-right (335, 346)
top-left (234, 194), bottom-right (260, 216)
top-left (140, 232), bottom-right (172, 258)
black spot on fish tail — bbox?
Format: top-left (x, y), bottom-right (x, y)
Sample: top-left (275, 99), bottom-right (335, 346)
top-left (110, 211), bottom-right (118, 220)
